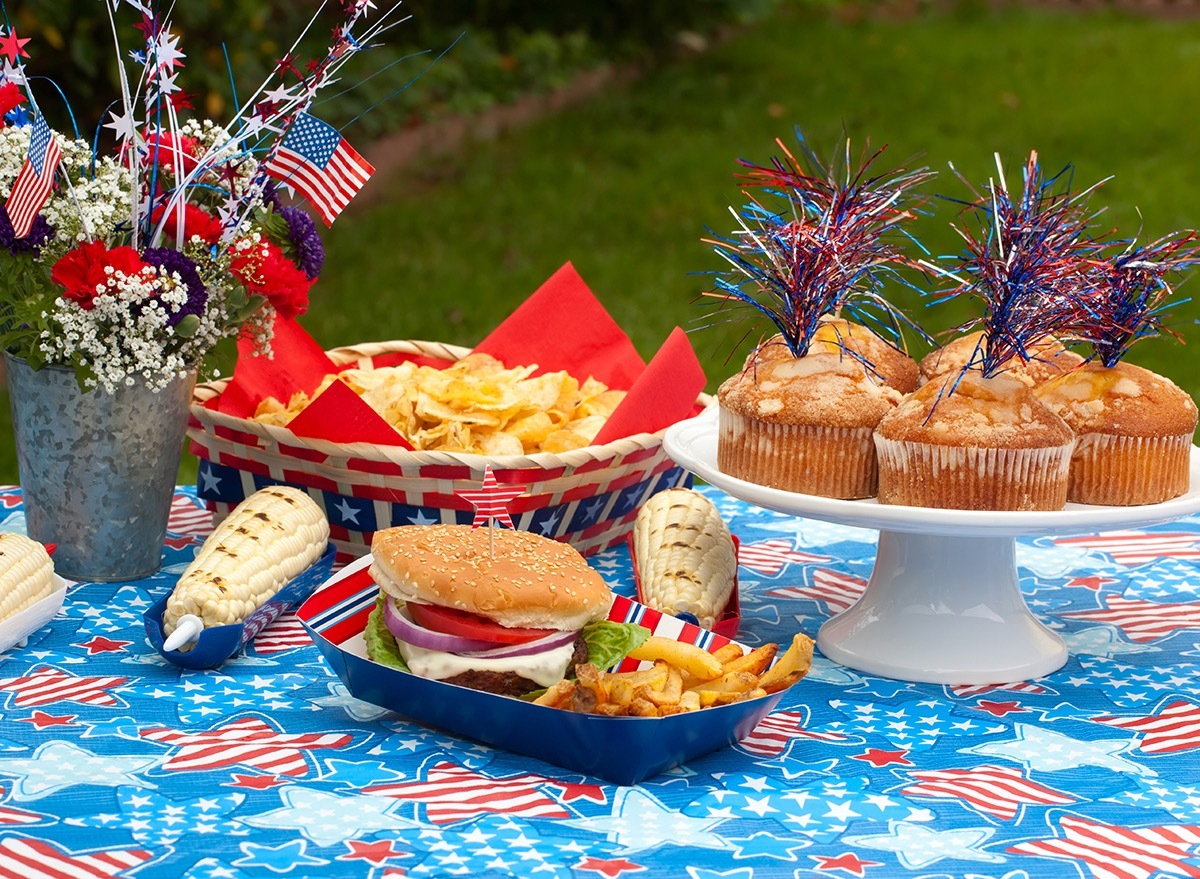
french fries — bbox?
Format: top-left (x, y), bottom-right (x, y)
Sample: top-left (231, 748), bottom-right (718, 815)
top-left (535, 632), bottom-right (815, 717)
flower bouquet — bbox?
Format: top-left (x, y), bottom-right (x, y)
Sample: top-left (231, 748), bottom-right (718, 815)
top-left (0, 0), bottom-right (413, 580)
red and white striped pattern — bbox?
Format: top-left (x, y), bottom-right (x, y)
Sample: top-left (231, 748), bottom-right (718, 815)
top-left (0, 790), bottom-right (43, 827)
top-left (766, 568), bottom-right (867, 615)
top-left (0, 667), bottom-right (128, 708)
top-left (902, 764), bottom-right (1075, 820)
top-left (1053, 532), bottom-right (1200, 566)
top-left (167, 495), bottom-right (214, 538)
top-left (1092, 700), bottom-right (1200, 754)
top-left (0, 837), bottom-right (151, 879)
top-left (739, 710), bottom-right (846, 757)
top-left (252, 613), bottom-right (312, 654)
top-left (1063, 595), bottom-right (1200, 643)
top-left (139, 717), bottom-right (352, 776)
top-left (1007, 815), bottom-right (1200, 879)
top-left (363, 761), bottom-right (569, 824)
top-left (950, 681), bottom-right (1048, 698)
top-left (737, 539), bottom-right (830, 576)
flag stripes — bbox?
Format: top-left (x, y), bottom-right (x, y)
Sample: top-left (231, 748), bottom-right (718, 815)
top-left (363, 761), bottom-right (569, 824)
top-left (902, 764), bottom-right (1075, 820)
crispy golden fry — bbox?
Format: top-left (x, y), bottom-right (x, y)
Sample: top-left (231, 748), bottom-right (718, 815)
top-left (533, 679), bottom-right (576, 708)
top-left (711, 643), bottom-right (746, 665)
top-left (249, 356), bottom-right (627, 454)
top-left (719, 643), bottom-right (778, 678)
top-left (756, 633), bottom-right (815, 693)
top-left (642, 666), bottom-right (683, 707)
top-left (689, 670), bottom-right (761, 696)
top-left (627, 636), bottom-right (723, 682)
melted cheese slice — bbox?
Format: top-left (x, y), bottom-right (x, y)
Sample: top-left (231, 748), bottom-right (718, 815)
top-left (395, 638), bottom-right (577, 688)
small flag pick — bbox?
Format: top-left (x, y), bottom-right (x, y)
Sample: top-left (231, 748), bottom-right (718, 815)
top-left (455, 465), bottom-right (527, 558)
top-left (264, 112), bottom-right (374, 227)
top-left (4, 113), bottom-right (62, 239)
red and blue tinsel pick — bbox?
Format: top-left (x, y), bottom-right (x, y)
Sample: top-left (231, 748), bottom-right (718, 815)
top-left (1081, 230), bottom-right (1200, 367)
top-left (700, 133), bottom-right (934, 362)
top-left (921, 150), bottom-right (1107, 379)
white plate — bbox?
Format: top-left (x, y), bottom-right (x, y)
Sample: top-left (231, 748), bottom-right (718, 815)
top-left (664, 407), bottom-right (1200, 538)
top-left (0, 576), bottom-right (69, 655)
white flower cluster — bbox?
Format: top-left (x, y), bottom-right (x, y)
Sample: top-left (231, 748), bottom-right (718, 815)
top-left (38, 266), bottom-right (223, 394)
top-left (0, 127), bottom-right (131, 255)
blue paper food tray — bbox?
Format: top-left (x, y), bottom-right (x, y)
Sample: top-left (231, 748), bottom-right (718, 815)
top-left (298, 554), bottom-right (785, 786)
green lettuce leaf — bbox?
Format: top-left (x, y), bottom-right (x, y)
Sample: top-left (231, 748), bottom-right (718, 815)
top-left (364, 596), bottom-right (411, 673)
top-left (583, 619), bottom-right (651, 671)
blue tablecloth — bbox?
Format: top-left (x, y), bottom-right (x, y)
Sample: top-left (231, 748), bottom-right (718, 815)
top-left (2, 484), bottom-right (1200, 879)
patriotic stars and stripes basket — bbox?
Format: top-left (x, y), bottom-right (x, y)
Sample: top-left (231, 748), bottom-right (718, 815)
top-left (188, 339), bottom-right (705, 563)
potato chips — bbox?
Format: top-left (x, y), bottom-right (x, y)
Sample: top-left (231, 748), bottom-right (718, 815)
top-left (251, 352), bottom-right (627, 455)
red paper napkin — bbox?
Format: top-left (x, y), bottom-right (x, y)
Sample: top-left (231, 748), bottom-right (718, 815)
top-left (285, 377), bottom-right (414, 448)
top-left (474, 262), bottom-right (646, 391)
top-left (215, 314), bottom-right (337, 417)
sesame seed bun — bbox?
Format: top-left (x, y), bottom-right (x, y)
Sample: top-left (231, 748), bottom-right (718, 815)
top-left (369, 524), bottom-right (612, 631)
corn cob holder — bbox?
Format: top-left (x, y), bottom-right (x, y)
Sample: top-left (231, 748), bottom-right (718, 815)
top-left (144, 486), bottom-right (335, 669)
top-left (0, 535), bottom-right (68, 654)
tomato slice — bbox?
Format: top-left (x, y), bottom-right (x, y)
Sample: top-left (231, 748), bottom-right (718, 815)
top-left (407, 602), bottom-right (557, 645)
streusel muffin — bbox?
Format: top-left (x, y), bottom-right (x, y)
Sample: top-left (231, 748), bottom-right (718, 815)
top-left (874, 370), bottom-right (1075, 510)
top-left (718, 348), bottom-right (903, 498)
top-left (1034, 361), bottom-right (1196, 505)
top-left (920, 330), bottom-right (1084, 387)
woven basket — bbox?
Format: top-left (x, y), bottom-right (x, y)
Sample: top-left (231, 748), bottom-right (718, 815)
top-left (188, 339), bottom-right (705, 561)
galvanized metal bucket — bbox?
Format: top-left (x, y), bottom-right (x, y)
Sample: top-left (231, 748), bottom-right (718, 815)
top-left (5, 354), bottom-right (197, 582)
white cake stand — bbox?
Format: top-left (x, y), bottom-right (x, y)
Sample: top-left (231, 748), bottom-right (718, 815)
top-left (664, 407), bottom-right (1200, 685)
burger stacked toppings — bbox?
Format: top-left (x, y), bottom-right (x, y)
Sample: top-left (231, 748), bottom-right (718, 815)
top-left (365, 524), bottom-right (647, 696)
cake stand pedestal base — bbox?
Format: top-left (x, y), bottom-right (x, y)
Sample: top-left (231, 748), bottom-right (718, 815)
top-left (816, 530), bottom-right (1068, 685)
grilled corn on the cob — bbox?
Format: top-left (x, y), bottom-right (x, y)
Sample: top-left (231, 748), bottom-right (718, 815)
top-left (162, 486), bottom-right (330, 642)
top-left (633, 489), bottom-right (736, 629)
top-left (0, 533), bottom-right (56, 623)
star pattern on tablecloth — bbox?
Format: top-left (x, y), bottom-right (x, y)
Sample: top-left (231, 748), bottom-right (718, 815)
top-left (363, 759), bottom-right (571, 824)
top-left (726, 831), bottom-right (810, 860)
top-left (243, 784), bottom-right (421, 847)
top-left (1060, 656), bottom-right (1200, 708)
top-left (900, 764), bottom-right (1077, 822)
top-left (808, 851), bottom-right (884, 877)
top-left (1062, 594), bottom-right (1200, 643)
top-left (684, 774), bottom-right (927, 844)
top-left (817, 698), bottom-right (1002, 751)
top-left (308, 680), bottom-right (392, 722)
top-left (139, 715), bottom-right (355, 777)
top-left (961, 723), bottom-right (1153, 776)
top-left (1106, 777), bottom-right (1200, 822)
top-left (0, 741), bottom-right (158, 801)
top-left (121, 670), bottom-right (311, 723)
top-left (559, 787), bottom-right (731, 854)
top-left (62, 585), bottom-right (151, 635)
top-left (179, 858), bottom-right (255, 879)
top-left (0, 664), bottom-right (130, 708)
top-left (843, 820), bottom-right (1004, 869)
top-left (0, 784), bottom-right (51, 828)
top-left (1091, 698), bottom-right (1200, 754)
top-left (1007, 813), bottom-right (1200, 879)
top-left (0, 835), bottom-right (156, 878)
top-left (231, 838), bottom-right (329, 873)
top-left (66, 786), bottom-right (248, 847)
top-left (1061, 625), bottom-right (1158, 659)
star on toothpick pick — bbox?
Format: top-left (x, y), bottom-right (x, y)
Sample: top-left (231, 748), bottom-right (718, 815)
top-left (454, 465), bottom-right (527, 557)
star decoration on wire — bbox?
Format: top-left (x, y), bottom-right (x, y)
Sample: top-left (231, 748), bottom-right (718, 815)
top-left (0, 29), bottom-right (31, 64)
top-left (455, 465), bottom-right (527, 530)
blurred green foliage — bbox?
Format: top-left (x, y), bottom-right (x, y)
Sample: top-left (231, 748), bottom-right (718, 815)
top-left (7, 1), bottom-right (773, 142)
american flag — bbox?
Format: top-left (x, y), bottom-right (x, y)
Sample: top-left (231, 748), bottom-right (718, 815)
top-left (3, 114), bottom-right (61, 238)
top-left (264, 112), bottom-right (373, 226)
top-left (455, 464), bottom-right (526, 529)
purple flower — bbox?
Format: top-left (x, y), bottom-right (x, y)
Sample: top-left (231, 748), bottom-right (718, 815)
top-left (279, 204), bottom-right (325, 279)
top-left (141, 246), bottom-right (207, 325)
top-left (0, 212), bottom-right (53, 256)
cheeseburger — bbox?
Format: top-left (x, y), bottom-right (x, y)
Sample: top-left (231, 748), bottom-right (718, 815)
top-left (366, 524), bottom-right (646, 696)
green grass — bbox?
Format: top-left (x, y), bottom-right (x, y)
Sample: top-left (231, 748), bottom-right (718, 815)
top-left (5, 3), bottom-right (1200, 485)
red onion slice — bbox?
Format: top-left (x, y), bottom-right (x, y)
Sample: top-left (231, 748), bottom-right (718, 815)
top-left (461, 629), bottom-right (578, 659)
top-left (383, 599), bottom-right (499, 653)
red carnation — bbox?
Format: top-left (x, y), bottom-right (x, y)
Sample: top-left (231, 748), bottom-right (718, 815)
top-left (151, 203), bottom-right (224, 246)
top-left (229, 238), bottom-right (313, 320)
top-left (143, 131), bottom-right (203, 175)
top-left (51, 241), bottom-right (148, 310)
top-left (0, 83), bottom-right (25, 126)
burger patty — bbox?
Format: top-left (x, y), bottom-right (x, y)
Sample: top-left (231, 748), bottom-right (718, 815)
top-left (444, 635), bottom-right (589, 697)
